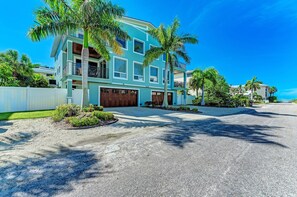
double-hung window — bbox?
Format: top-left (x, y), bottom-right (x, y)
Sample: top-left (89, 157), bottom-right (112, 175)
top-left (116, 37), bottom-right (127, 49)
top-left (134, 62), bottom-right (144, 82)
top-left (150, 66), bottom-right (159, 83)
top-left (114, 57), bottom-right (127, 79)
top-left (134, 39), bottom-right (145, 55)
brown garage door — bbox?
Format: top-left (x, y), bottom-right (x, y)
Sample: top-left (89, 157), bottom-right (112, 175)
top-left (100, 88), bottom-right (138, 107)
top-left (152, 91), bottom-right (173, 105)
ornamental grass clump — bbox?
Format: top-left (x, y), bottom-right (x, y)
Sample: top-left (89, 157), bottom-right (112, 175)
top-left (52, 104), bottom-right (81, 122)
top-left (93, 111), bottom-right (114, 121)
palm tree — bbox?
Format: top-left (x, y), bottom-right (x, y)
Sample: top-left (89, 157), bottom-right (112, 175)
top-left (189, 68), bottom-right (218, 106)
top-left (189, 74), bottom-right (201, 98)
top-left (268, 86), bottom-right (278, 97)
top-left (28, 0), bottom-right (129, 108)
top-left (245, 77), bottom-right (262, 101)
top-left (143, 18), bottom-right (198, 108)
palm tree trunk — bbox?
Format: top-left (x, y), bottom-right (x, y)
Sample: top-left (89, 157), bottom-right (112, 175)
top-left (163, 60), bottom-right (169, 108)
top-left (201, 83), bottom-right (205, 106)
top-left (251, 89), bottom-right (253, 101)
top-left (196, 88), bottom-right (199, 98)
top-left (81, 29), bottom-right (89, 108)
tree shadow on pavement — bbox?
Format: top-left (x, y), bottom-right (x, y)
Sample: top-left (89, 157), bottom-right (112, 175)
top-left (0, 146), bottom-right (104, 197)
top-left (0, 121), bottom-right (13, 134)
top-left (246, 109), bottom-right (297, 118)
top-left (159, 118), bottom-right (287, 149)
top-left (0, 132), bottom-right (39, 151)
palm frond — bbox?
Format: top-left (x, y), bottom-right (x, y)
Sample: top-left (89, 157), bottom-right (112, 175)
top-left (143, 47), bottom-right (164, 66)
top-left (175, 50), bottom-right (191, 64)
top-left (89, 32), bottom-right (111, 61)
top-left (180, 33), bottom-right (199, 44)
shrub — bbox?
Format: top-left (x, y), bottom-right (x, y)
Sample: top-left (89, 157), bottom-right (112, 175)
top-left (83, 104), bottom-right (95, 112)
top-left (179, 106), bottom-right (191, 111)
top-left (268, 96), bottom-right (277, 103)
top-left (94, 105), bottom-right (104, 111)
top-left (67, 115), bottom-right (99, 127)
top-left (192, 108), bottom-right (199, 112)
top-left (192, 98), bottom-right (200, 105)
top-left (93, 111), bottom-right (114, 121)
top-left (52, 104), bottom-right (80, 122)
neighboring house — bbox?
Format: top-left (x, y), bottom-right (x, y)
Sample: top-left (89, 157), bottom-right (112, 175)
top-left (51, 16), bottom-right (187, 107)
top-left (33, 66), bottom-right (56, 87)
top-left (175, 70), bottom-right (199, 97)
top-left (230, 84), bottom-right (269, 100)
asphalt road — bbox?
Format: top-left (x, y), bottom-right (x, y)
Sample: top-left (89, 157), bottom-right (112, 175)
top-left (1, 104), bottom-right (297, 197)
top-left (62, 104), bottom-right (297, 197)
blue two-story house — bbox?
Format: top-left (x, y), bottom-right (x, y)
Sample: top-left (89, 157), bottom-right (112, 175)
top-left (51, 16), bottom-right (187, 107)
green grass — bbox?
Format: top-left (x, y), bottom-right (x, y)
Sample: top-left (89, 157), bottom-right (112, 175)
top-left (0, 110), bottom-right (54, 121)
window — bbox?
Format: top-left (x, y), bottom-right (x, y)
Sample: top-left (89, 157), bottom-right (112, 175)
top-left (116, 37), bottom-right (127, 49)
top-left (88, 61), bottom-right (98, 77)
top-left (75, 59), bottom-right (82, 75)
top-left (134, 39), bottom-right (144, 54)
top-left (163, 53), bottom-right (166, 62)
top-left (150, 66), bottom-right (159, 83)
top-left (114, 57), bottom-right (127, 79)
top-left (134, 62), bottom-right (144, 82)
top-left (163, 69), bottom-right (170, 84)
top-left (78, 33), bottom-right (84, 39)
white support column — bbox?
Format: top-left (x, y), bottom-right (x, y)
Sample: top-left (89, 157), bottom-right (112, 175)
top-left (183, 71), bottom-right (187, 105)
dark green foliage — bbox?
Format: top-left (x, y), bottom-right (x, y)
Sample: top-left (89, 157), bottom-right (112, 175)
top-left (268, 96), bottom-right (278, 103)
top-left (179, 106), bottom-right (191, 111)
top-left (67, 116), bottom-right (99, 127)
top-left (94, 105), bottom-right (104, 111)
top-left (93, 111), bottom-right (114, 121)
top-left (191, 108), bottom-right (199, 112)
top-left (52, 104), bottom-right (81, 122)
top-left (29, 73), bottom-right (49, 88)
top-left (0, 50), bottom-right (49, 87)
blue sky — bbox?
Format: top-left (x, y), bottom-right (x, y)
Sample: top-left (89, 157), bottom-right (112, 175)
top-left (0, 0), bottom-right (296, 100)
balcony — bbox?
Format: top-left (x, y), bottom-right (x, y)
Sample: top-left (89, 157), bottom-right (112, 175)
top-left (71, 62), bottom-right (109, 79)
top-left (174, 81), bottom-right (185, 88)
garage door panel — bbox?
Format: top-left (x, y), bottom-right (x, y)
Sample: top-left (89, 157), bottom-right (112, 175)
top-left (100, 88), bottom-right (138, 107)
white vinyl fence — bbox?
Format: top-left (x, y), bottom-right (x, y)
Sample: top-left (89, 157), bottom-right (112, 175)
top-left (177, 94), bottom-right (196, 105)
top-left (0, 87), bottom-right (69, 113)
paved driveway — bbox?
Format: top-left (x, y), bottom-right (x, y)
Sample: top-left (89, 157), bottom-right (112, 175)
top-left (1, 104), bottom-right (297, 197)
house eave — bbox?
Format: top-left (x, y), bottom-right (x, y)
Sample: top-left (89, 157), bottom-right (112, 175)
top-left (50, 36), bottom-right (62, 57)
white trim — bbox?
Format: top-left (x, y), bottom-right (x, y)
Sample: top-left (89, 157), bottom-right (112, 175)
top-left (149, 44), bottom-right (160, 60)
top-left (113, 56), bottom-right (128, 80)
top-left (133, 38), bottom-right (145, 56)
top-left (98, 86), bottom-right (140, 107)
top-left (119, 20), bottom-right (149, 31)
top-left (132, 61), bottom-right (145, 83)
top-left (149, 65), bottom-right (159, 84)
